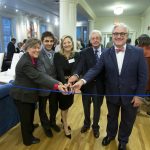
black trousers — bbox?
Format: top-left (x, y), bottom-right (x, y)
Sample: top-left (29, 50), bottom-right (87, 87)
top-left (82, 85), bottom-right (104, 131)
top-left (14, 100), bottom-right (36, 145)
top-left (38, 93), bottom-right (58, 129)
top-left (106, 99), bottom-right (137, 144)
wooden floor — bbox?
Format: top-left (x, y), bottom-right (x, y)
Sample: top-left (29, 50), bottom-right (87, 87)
top-left (0, 94), bottom-right (150, 150)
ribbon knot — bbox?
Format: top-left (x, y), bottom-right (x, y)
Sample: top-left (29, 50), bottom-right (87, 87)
top-left (116, 48), bottom-right (124, 53)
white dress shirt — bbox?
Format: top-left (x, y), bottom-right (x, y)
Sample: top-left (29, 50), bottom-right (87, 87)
top-left (115, 44), bottom-right (126, 75)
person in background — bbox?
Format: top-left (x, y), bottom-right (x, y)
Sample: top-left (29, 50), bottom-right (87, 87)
top-left (69, 30), bottom-right (105, 138)
top-left (79, 38), bottom-right (85, 50)
top-left (19, 39), bottom-right (27, 58)
top-left (6, 38), bottom-right (16, 61)
top-left (106, 37), bottom-right (113, 48)
top-left (72, 24), bottom-right (147, 150)
top-left (16, 42), bottom-right (23, 53)
top-left (54, 35), bottom-right (80, 139)
top-left (137, 34), bottom-right (150, 115)
top-left (37, 31), bottom-right (60, 138)
top-left (126, 38), bottom-right (131, 44)
top-left (10, 38), bottom-right (67, 146)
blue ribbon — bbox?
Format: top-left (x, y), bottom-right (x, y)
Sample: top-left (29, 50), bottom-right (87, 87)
top-left (11, 84), bottom-right (149, 97)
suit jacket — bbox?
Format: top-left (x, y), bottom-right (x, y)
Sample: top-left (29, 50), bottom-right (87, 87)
top-left (10, 52), bottom-right (59, 103)
top-left (7, 42), bottom-right (16, 60)
top-left (37, 49), bottom-right (56, 96)
top-left (74, 46), bottom-right (105, 93)
top-left (83, 45), bottom-right (147, 105)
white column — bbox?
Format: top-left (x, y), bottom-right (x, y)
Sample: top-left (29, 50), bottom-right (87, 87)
top-left (59, 0), bottom-right (70, 38)
top-left (88, 19), bottom-right (94, 33)
top-left (69, 0), bottom-right (77, 49)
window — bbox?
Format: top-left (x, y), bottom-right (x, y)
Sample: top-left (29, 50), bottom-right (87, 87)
top-left (40, 24), bottom-right (47, 36)
top-left (2, 17), bottom-right (12, 52)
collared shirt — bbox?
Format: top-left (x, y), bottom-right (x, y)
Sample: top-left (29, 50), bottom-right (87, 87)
top-left (93, 46), bottom-right (102, 58)
top-left (115, 44), bottom-right (126, 75)
top-left (42, 45), bottom-right (55, 64)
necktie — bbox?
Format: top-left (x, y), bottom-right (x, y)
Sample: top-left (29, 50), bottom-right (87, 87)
top-left (116, 48), bottom-right (124, 53)
top-left (95, 49), bottom-right (99, 62)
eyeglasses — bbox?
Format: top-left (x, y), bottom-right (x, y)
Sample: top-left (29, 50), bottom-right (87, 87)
top-left (113, 32), bottom-right (127, 37)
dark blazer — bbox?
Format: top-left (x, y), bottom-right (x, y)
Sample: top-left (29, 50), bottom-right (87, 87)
top-left (10, 52), bottom-right (59, 103)
top-left (74, 46), bottom-right (105, 93)
top-left (83, 45), bottom-right (147, 105)
top-left (37, 49), bottom-right (56, 96)
top-left (7, 42), bottom-right (16, 60)
top-left (54, 52), bottom-right (80, 84)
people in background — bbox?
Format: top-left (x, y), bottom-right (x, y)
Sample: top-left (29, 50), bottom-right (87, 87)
top-left (16, 42), bottom-right (23, 53)
top-left (37, 31), bottom-right (60, 138)
top-left (126, 38), bottom-right (131, 44)
top-left (54, 35), bottom-right (80, 139)
top-left (6, 38), bottom-right (16, 61)
top-left (72, 23), bottom-right (147, 150)
top-left (10, 38), bottom-right (67, 146)
top-left (79, 38), bottom-right (85, 50)
top-left (137, 34), bottom-right (150, 115)
top-left (106, 37), bottom-right (113, 48)
top-left (19, 39), bottom-right (27, 58)
top-left (69, 30), bottom-right (105, 139)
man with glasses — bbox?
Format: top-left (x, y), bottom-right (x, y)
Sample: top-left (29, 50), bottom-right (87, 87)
top-left (72, 23), bottom-right (147, 150)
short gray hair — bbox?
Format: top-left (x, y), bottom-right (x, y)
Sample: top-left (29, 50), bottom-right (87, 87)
top-left (24, 38), bottom-right (41, 51)
top-left (89, 30), bottom-right (102, 40)
top-left (112, 23), bottom-right (129, 33)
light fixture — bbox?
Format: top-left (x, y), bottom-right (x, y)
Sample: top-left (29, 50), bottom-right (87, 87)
top-left (114, 6), bottom-right (124, 15)
top-left (54, 18), bottom-right (59, 26)
top-left (46, 18), bottom-right (50, 23)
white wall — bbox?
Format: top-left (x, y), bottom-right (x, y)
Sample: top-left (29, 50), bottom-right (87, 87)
top-left (94, 16), bottom-right (141, 45)
top-left (141, 6), bottom-right (150, 35)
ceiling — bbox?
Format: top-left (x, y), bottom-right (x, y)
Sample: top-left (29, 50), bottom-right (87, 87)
top-left (1, 0), bottom-right (150, 21)
top-left (85, 0), bottom-right (150, 17)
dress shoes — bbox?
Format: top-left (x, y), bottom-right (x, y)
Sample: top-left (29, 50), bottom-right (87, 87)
top-left (50, 124), bottom-right (61, 132)
top-left (24, 137), bottom-right (40, 146)
top-left (102, 136), bottom-right (114, 146)
top-left (80, 126), bottom-right (90, 133)
top-left (93, 130), bottom-right (100, 138)
top-left (118, 143), bottom-right (126, 150)
top-left (44, 128), bottom-right (53, 137)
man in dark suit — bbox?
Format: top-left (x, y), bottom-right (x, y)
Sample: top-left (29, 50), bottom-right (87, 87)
top-left (69, 30), bottom-right (105, 138)
top-left (7, 38), bottom-right (16, 60)
top-left (37, 31), bottom-right (60, 137)
top-left (72, 24), bottom-right (147, 150)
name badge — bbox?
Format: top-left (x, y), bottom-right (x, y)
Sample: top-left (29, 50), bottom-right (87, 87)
top-left (68, 58), bottom-right (75, 63)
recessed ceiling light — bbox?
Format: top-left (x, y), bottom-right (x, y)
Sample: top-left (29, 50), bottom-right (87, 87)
top-left (114, 6), bottom-right (124, 15)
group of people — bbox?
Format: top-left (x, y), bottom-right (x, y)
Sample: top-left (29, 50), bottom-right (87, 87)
top-left (9, 23), bottom-right (149, 150)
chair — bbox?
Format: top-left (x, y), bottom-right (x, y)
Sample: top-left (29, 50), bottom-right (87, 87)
top-left (0, 53), bottom-right (20, 83)
top-left (0, 53), bottom-right (4, 72)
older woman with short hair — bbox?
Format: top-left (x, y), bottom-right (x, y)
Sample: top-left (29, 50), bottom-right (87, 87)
top-left (10, 38), bottom-right (67, 146)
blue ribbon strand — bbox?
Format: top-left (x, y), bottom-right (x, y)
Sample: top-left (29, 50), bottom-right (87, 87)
top-left (11, 84), bottom-right (149, 97)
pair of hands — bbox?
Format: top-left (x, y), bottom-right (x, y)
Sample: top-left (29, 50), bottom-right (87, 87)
top-left (57, 75), bottom-right (84, 95)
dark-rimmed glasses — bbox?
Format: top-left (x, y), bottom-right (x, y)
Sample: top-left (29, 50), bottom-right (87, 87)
top-left (113, 32), bottom-right (127, 37)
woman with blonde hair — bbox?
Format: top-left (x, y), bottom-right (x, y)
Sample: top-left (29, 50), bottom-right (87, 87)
top-left (54, 35), bottom-right (80, 138)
